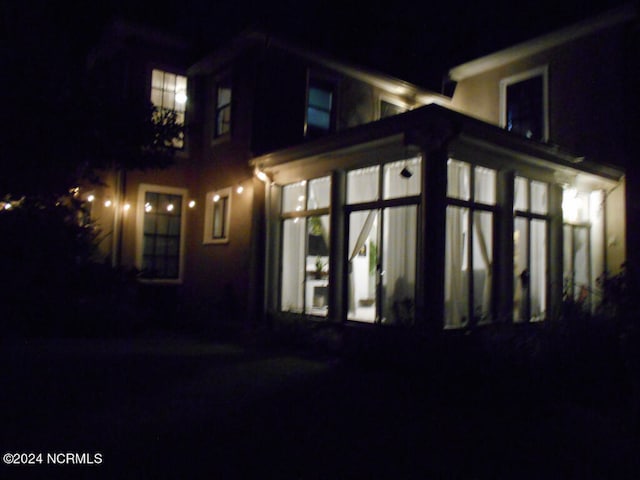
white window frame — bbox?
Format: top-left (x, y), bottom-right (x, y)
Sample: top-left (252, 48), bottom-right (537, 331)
top-left (203, 187), bottom-right (232, 244)
top-left (499, 66), bottom-right (549, 142)
top-left (136, 184), bottom-right (188, 284)
top-left (150, 68), bottom-right (188, 149)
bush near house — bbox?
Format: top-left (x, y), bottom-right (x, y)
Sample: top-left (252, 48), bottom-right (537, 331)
top-left (0, 198), bottom-right (146, 338)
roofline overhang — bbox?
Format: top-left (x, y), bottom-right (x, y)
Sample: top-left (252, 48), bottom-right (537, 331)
top-left (188, 30), bottom-right (448, 105)
top-left (448, 3), bottom-right (637, 82)
top-left (250, 104), bottom-right (624, 182)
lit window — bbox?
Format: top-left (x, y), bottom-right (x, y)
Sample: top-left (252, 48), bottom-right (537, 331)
top-left (445, 160), bottom-right (497, 329)
top-left (215, 76), bottom-right (232, 138)
top-left (513, 176), bottom-right (549, 322)
top-left (500, 67), bottom-right (548, 141)
top-left (306, 79), bottom-right (334, 137)
top-left (204, 187), bottom-right (232, 244)
top-left (151, 69), bottom-right (187, 148)
top-left (138, 185), bottom-right (187, 281)
top-left (280, 177), bottom-right (331, 317)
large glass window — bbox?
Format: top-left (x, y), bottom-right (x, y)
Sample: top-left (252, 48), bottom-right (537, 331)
top-left (280, 177), bottom-right (331, 316)
top-left (139, 186), bottom-right (186, 281)
top-left (562, 188), bottom-right (605, 310)
top-left (514, 176), bottom-right (548, 322)
top-left (347, 157), bottom-right (421, 325)
top-left (445, 159), bottom-right (496, 328)
top-left (500, 67), bottom-right (548, 141)
top-left (151, 69), bottom-right (187, 148)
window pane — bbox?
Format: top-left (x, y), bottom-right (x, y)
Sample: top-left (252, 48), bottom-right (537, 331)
top-left (530, 219), bottom-right (547, 321)
top-left (514, 217), bottom-right (528, 322)
top-left (217, 86), bottom-right (231, 107)
top-left (348, 210), bottom-right (378, 323)
top-left (152, 69), bottom-right (163, 89)
top-left (506, 75), bottom-right (544, 140)
top-left (474, 166), bottom-right (496, 205)
top-left (473, 211), bottom-right (493, 323)
top-left (531, 181), bottom-right (548, 214)
top-left (141, 191), bottom-right (182, 279)
top-left (384, 157), bottom-right (422, 200)
top-left (514, 176), bottom-right (528, 211)
top-left (447, 159), bottom-right (470, 201)
top-left (307, 177), bottom-right (330, 210)
top-left (308, 87), bottom-right (332, 110)
top-left (282, 181), bottom-right (307, 213)
top-left (306, 215), bottom-right (329, 316)
top-left (281, 218), bottom-right (305, 313)
top-left (307, 107), bottom-right (330, 130)
top-left (382, 206), bottom-right (417, 325)
top-left (347, 166), bottom-right (379, 204)
top-left (445, 206), bottom-right (469, 328)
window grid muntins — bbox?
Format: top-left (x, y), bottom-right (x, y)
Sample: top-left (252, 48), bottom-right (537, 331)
top-left (445, 159), bottom-right (497, 329)
top-left (151, 69), bottom-right (187, 148)
top-left (280, 177), bottom-right (331, 316)
top-left (142, 192), bottom-right (182, 279)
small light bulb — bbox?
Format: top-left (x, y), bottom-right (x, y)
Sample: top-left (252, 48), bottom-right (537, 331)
top-left (213, 194), bottom-right (220, 202)
top-left (87, 195), bottom-right (95, 203)
top-left (123, 203), bottom-right (131, 212)
top-left (188, 200), bottom-right (196, 208)
top-left (236, 185), bottom-right (244, 194)
top-left (104, 200), bottom-right (112, 208)
top-left (166, 204), bottom-right (174, 212)
top-left (145, 202), bottom-right (152, 212)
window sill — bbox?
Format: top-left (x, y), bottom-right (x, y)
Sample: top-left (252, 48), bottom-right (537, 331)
top-left (211, 134), bottom-right (231, 147)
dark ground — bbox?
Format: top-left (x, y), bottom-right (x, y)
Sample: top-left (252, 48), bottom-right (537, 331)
top-left (1, 329), bottom-right (639, 479)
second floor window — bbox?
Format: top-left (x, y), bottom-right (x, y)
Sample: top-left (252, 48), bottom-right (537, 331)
top-left (215, 77), bottom-right (232, 138)
top-left (500, 67), bottom-right (548, 142)
top-left (306, 80), bottom-right (334, 137)
top-left (151, 69), bottom-right (187, 148)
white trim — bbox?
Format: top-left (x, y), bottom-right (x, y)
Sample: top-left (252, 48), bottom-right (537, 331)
top-left (499, 66), bottom-right (549, 142)
top-left (203, 187), bottom-right (232, 244)
top-left (136, 183), bottom-right (188, 284)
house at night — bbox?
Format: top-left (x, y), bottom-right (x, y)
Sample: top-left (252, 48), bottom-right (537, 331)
top-left (84, 4), bottom-right (636, 333)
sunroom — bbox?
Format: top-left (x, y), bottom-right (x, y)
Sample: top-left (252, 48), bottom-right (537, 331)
top-left (253, 105), bottom-right (625, 330)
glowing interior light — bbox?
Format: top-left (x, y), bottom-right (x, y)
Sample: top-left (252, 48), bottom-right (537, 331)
top-left (188, 200), bottom-right (196, 208)
top-left (104, 200), bottom-right (112, 208)
top-left (175, 91), bottom-right (187, 104)
top-left (213, 194), bottom-right (220, 202)
top-left (123, 203), bottom-right (131, 212)
top-left (236, 185), bottom-right (244, 194)
top-left (295, 205), bottom-right (303, 211)
top-left (145, 202), bottom-right (152, 212)
top-left (4, 203), bottom-right (12, 210)
top-left (562, 188), bottom-right (579, 223)
top-left (87, 195), bottom-right (95, 203)
top-left (166, 204), bottom-right (174, 212)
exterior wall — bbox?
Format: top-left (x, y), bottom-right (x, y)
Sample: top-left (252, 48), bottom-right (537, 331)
top-left (450, 24), bottom-right (629, 167)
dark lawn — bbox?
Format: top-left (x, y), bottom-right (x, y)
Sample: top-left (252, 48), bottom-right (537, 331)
top-left (1, 333), bottom-right (639, 479)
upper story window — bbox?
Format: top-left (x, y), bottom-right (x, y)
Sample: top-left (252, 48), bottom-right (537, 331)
top-left (500, 67), bottom-right (548, 142)
top-left (214, 76), bottom-right (232, 138)
top-left (151, 69), bottom-right (187, 148)
top-left (306, 78), bottom-right (334, 138)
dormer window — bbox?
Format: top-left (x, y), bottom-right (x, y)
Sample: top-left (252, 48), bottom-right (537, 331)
top-left (151, 69), bottom-right (187, 148)
top-left (500, 67), bottom-right (548, 142)
top-left (306, 79), bottom-right (334, 137)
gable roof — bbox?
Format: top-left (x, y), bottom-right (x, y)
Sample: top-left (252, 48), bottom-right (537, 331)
top-left (447, 2), bottom-right (636, 82)
top-left (188, 29), bottom-right (450, 106)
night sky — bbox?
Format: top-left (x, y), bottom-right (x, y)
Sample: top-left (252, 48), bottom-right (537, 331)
top-left (3, 0), bottom-right (629, 91)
